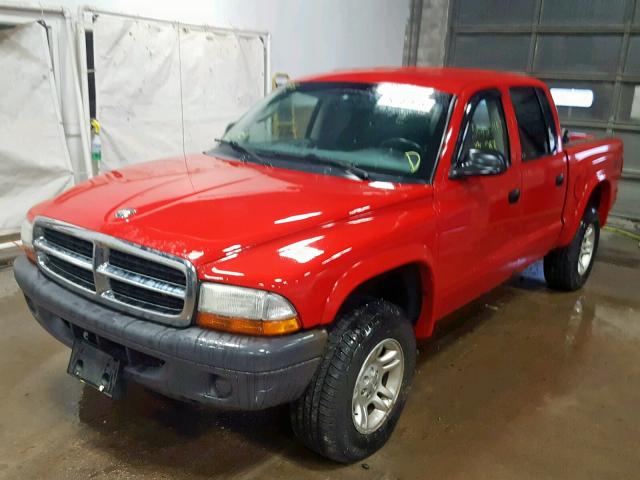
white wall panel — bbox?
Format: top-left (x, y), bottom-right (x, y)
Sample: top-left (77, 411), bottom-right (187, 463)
top-left (26, 0), bottom-right (409, 78)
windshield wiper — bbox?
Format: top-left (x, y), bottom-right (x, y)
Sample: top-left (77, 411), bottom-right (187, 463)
top-left (215, 138), bottom-right (272, 167)
top-left (301, 153), bottom-right (370, 181)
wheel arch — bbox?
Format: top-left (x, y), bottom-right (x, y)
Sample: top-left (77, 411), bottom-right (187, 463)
top-left (559, 177), bottom-right (612, 246)
top-left (321, 246), bottom-right (436, 339)
top-left (586, 180), bottom-right (612, 226)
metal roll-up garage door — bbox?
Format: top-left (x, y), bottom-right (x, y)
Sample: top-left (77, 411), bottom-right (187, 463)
top-left (444, 0), bottom-right (640, 219)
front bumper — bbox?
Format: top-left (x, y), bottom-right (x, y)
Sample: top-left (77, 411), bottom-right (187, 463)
top-left (13, 255), bottom-right (327, 410)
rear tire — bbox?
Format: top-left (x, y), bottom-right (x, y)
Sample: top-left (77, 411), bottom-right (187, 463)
top-left (544, 206), bottom-right (600, 291)
top-left (290, 299), bottom-right (416, 463)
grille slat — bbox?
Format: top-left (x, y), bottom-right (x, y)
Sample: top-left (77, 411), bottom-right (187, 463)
top-left (35, 223), bottom-right (194, 325)
top-left (43, 228), bottom-right (93, 259)
top-left (36, 238), bottom-right (93, 270)
top-left (110, 250), bottom-right (186, 287)
top-left (98, 264), bottom-right (186, 298)
top-left (47, 256), bottom-right (96, 291)
top-left (110, 280), bottom-right (184, 314)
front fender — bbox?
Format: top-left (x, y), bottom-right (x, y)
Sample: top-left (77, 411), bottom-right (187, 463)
top-left (197, 196), bottom-right (437, 334)
top-left (321, 243), bottom-right (436, 337)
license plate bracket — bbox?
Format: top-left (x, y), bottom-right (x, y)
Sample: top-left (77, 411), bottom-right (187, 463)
top-left (67, 340), bottom-right (122, 398)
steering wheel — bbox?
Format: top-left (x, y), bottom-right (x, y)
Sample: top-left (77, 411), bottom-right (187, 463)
top-left (380, 137), bottom-right (422, 153)
top-left (380, 137), bottom-right (423, 173)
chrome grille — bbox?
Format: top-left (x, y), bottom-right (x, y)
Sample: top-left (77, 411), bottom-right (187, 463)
top-left (32, 217), bottom-right (197, 327)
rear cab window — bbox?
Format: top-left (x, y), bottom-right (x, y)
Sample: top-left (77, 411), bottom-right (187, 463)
top-left (509, 87), bottom-right (557, 161)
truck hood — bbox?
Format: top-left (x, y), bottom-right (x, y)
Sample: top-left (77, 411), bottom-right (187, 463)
top-left (31, 154), bottom-right (425, 267)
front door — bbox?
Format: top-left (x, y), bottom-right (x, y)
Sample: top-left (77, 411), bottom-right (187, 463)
top-left (434, 88), bottom-right (523, 319)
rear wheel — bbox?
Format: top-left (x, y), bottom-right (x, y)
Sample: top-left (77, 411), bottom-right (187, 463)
top-left (544, 206), bottom-right (600, 291)
top-left (290, 299), bottom-right (416, 463)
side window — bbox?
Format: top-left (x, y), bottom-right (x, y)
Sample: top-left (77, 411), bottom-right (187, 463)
top-left (510, 87), bottom-right (550, 161)
top-left (535, 88), bottom-right (558, 154)
top-left (458, 93), bottom-right (509, 163)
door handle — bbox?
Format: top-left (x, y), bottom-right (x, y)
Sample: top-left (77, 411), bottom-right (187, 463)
top-left (555, 173), bottom-right (565, 186)
top-left (508, 188), bottom-right (520, 204)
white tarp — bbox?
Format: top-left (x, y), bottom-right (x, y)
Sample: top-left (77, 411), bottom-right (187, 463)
top-left (93, 14), bottom-right (266, 170)
top-left (0, 22), bottom-right (74, 235)
top-left (180, 29), bottom-right (265, 153)
top-left (94, 16), bottom-right (183, 171)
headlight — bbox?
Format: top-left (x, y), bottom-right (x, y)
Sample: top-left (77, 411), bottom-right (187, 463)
top-left (197, 283), bottom-right (300, 336)
top-left (20, 218), bottom-right (35, 262)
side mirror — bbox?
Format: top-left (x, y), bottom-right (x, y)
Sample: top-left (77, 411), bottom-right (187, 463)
top-left (450, 149), bottom-right (508, 178)
top-left (224, 122), bottom-right (236, 134)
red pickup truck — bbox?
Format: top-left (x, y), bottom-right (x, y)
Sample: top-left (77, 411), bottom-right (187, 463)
top-left (14, 68), bottom-right (623, 462)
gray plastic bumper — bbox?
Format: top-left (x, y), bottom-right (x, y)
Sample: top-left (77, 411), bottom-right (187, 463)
top-left (13, 255), bottom-right (327, 410)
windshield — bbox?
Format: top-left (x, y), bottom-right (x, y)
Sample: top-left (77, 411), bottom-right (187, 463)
top-left (215, 82), bottom-right (453, 182)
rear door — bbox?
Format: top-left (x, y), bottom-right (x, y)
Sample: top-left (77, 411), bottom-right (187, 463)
top-left (435, 89), bottom-right (523, 319)
top-left (509, 86), bottom-right (567, 262)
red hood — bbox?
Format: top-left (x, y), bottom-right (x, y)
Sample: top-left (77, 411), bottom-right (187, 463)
top-left (31, 154), bottom-right (424, 268)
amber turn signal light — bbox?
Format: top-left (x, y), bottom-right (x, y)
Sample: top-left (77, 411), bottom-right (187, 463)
top-left (197, 312), bottom-right (301, 336)
top-left (21, 245), bottom-right (36, 263)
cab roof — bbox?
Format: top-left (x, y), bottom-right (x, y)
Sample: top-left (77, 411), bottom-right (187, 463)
top-left (298, 67), bottom-right (546, 95)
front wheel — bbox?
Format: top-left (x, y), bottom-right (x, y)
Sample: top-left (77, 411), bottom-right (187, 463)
top-left (290, 299), bottom-right (416, 463)
top-left (544, 206), bottom-right (600, 291)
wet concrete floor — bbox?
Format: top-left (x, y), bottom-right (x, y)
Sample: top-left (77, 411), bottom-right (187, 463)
top-left (0, 230), bottom-right (638, 479)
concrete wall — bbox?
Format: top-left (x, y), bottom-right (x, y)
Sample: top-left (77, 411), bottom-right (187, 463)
top-left (415, 0), bottom-right (449, 66)
top-left (19, 0), bottom-right (411, 79)
top-left (404, 0), bottom-right (450, 67)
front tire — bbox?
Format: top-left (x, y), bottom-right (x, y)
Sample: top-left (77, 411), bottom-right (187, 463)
top-left (544, 206), bottom-right (600, 291)
top-left (290, 299), bottom-right (416, 463)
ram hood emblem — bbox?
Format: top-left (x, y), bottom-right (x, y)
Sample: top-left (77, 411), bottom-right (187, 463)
top-left (114, 207), bottom-right (137, 219)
